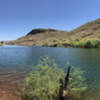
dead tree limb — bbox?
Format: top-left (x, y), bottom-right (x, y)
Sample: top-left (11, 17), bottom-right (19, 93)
top-left (59, 66), bottom-right (71, 100)
top-left (64, 66), bottom-right (71, 90)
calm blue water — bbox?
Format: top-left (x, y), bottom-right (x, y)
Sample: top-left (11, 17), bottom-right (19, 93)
top-left (0, 45), bottom-right (100, 100)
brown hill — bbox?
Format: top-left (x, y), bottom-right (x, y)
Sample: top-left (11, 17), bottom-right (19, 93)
top-left (7, 28), bottom-right (70, 46)
top-left (70, 18), bottom-right (100, 41)
top-left (6, 18), bottom-right (100, 47)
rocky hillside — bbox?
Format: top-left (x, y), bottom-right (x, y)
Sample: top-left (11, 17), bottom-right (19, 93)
top-left (7, 28), bottom-right (70, 46)
top-left (69, 18), bottom-right (100, 41)
top-left (6, 18), bottom-right (100, 47)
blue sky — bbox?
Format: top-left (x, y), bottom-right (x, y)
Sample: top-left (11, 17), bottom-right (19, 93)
top-left (0, 0), bottom-right (100, 40)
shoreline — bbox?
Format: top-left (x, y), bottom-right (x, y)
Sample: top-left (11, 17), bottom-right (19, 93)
top-left (2, 43), bottom-right (100, 48)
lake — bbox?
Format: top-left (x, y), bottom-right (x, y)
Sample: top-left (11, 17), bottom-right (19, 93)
top-left (0, 45), bottom-right (100, 100)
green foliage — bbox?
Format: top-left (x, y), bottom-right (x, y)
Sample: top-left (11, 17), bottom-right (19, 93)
top-left (68, 67), bottom-right (87, 99)
top-left (84, 39), bottom-right (100, 48)
top-left (67, 39), bottom-right (100, 48)
top-left (68, 41), bottom-right (79, 47)
top-left (56, 40), bottom-right (68, 47)
top-left (0, 41), bottom-right (5, 46)
top-left (20, 57), bottom-right (87, 100)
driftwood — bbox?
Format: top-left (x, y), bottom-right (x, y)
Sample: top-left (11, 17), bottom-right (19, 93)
top-left (59, 66), bottom-right (71, 100)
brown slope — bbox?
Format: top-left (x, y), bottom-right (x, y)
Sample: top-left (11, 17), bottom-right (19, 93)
top-left (69, 18), bottom-right (100, 41)
top-left (6, 18), bottom-right (100, 46)
top-left (8, 28), bottom-right (70, 46)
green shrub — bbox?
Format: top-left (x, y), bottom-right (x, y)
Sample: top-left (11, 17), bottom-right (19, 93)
top-left (67, 39), bottom-right (100, 48)
top-left (20, 57), bottom-right (87, 100)
top-left (68, 67), bottom-right (87, 99)
top-left (68, 41), bottom-right (79, 47)
top-left (84, 39), bottom-right (100, 48)
top-left (0, 41), bottom-right (5, 46)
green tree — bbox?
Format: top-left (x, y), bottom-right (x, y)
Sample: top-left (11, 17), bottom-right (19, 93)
top-left (20, 57), bottom-right (87, 100)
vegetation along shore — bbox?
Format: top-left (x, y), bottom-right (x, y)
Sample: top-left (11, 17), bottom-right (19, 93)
top-left (19, 57), bottom-right (87, 100)
top-left (0, 41), bottom-right (5, 46)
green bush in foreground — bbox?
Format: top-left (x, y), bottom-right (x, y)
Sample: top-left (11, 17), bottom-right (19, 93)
top-left (20, 57), bottom-right (87, 100)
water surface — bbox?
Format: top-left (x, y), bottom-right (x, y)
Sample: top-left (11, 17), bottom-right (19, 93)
top-left (0, 45), bottom-right (100, 100)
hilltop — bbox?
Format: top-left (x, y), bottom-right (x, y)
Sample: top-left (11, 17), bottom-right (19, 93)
top-left (6, 18), bottom-right (100, 48)
top-left (7, 28), bottom-right (70, 46)
top-left (69, 18), bottom-right (100, 41)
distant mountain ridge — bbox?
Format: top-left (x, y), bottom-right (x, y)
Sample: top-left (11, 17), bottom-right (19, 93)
top-left (6, 18), bottom-right (100, 47)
